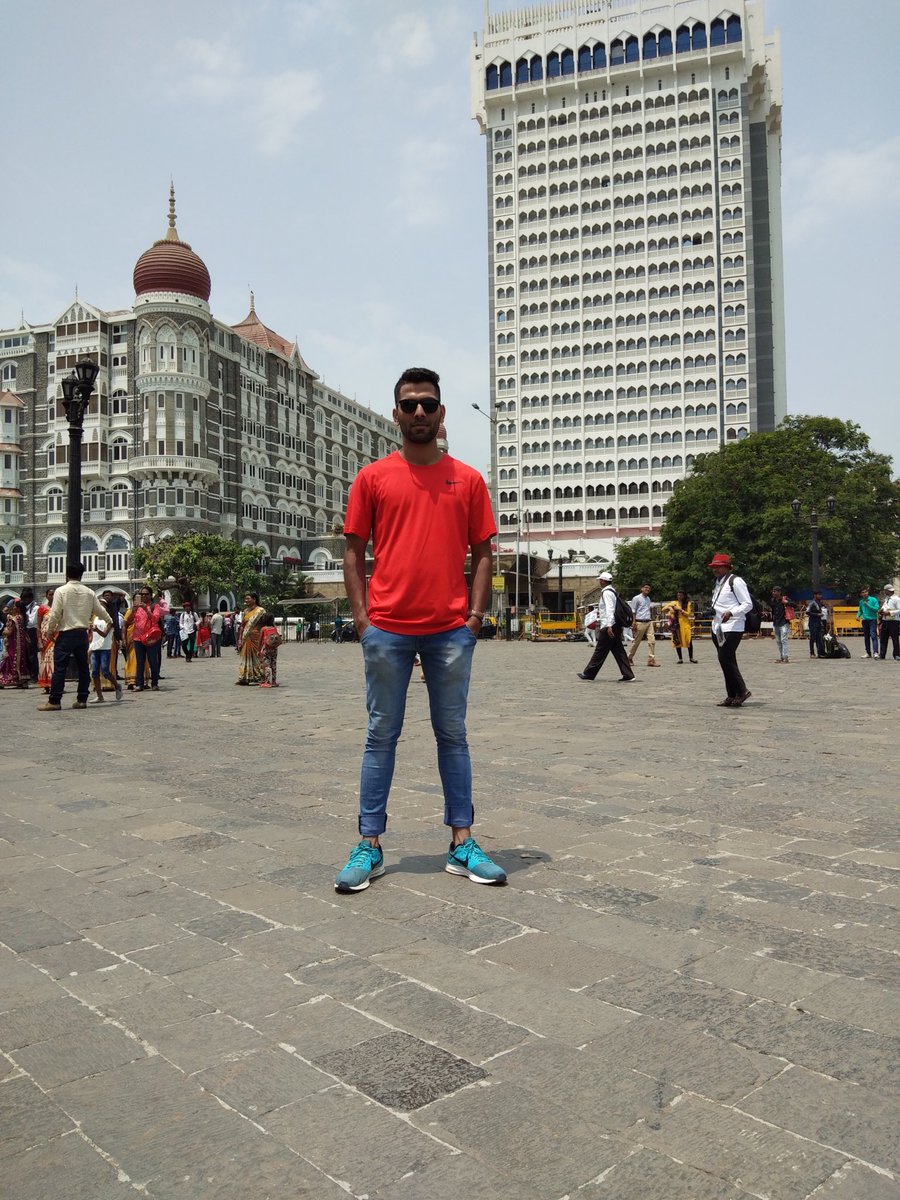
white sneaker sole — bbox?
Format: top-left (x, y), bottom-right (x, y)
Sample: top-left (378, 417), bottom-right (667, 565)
top-left (445, 863), bottom-right (506, 885)
top-left (335, 862), bottom-right (385, 893)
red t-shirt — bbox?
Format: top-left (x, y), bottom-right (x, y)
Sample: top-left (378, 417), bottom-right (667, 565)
top-left (344, 452), bottom-right (496, 636)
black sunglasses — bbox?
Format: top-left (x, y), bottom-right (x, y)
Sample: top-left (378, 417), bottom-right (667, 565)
top-left (397, 399), bottom-right (440, 414)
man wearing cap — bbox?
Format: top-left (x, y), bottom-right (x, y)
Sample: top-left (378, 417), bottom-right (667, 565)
top-left (878, 584), bottom-right (900, 660)
top-left (576, 570), bottom-right (636, 683)
top-left (708, 553), bottom-right (753, 707)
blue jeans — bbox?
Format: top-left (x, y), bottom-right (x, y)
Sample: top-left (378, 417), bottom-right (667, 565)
top-left (134, 639), bottom-right (162, 688)
top-left (861, 618), bottom-right (877, 656)
top-left (773, 622), bottom-right (789, 660)
top-left (90, 648), bottom-right (114, 682)
top-left (358, 623), bottom-right (477, 837)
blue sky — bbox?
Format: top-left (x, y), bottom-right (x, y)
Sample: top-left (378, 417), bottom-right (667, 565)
top-left (3, 0), bottom-right (898, 475)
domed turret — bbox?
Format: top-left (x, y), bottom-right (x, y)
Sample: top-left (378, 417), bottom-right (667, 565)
top-left (133, 185), bottom-right (211, 302)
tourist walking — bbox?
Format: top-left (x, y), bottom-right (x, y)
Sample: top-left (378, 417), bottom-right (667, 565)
top-left (709, 553), bottom-right (752, 707)
top-left (662, 590), bottom-right (696, 663)
top-left (577, 571), bottom-right (636, 683)
top-left (179, 601), bottom-right (200, 663)
top-left (0, 599), bottom-right (30, 689)
top-left (627, 583), bottom-right (659, 667)
top-left (37, 587), bottom-right (56, 692)
top-left (335, 366), bottom-right (504, 893)
top-left (770, 586), bottom-right (793, 664)
top-left (857, 587), bottom-right (880, 659)
top-left (19, 587), bottom-right (39, 682)
top-left (878, 584), bottom-right (900, 660)
top-left (259, 616), bottom-right (282, 687)
top-left (807, 592), bottom-right (827, 659)
top-left (89, 603), bottom-right (122, 703)
top-left (124, 586), bottom-right (163, 692)
top-left (38, 562), bottom-right (110, 711)
top-left (236, 593), bottom-right (266, 685)
top-left (164, 609), bottom-right (181, 658)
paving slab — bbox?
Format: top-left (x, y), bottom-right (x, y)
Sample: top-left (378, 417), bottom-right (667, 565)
top-left (0, 640), bottom-right (897, 1198)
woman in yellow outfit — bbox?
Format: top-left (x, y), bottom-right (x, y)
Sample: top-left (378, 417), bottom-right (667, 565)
top-left (662, 590), bottom-right (697, 664)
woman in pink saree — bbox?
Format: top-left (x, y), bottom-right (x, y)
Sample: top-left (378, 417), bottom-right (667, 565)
top-left (37, 587), bottom-right (57, 692)
top-left (0, 600), bottom-right (30, 688)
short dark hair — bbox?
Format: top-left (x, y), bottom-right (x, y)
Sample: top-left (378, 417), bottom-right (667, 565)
top-left (19, 587), bottom-right (34, 602)
top-left (394, 367), bottom-right (441, 405)
top-left (66, 562), bottom-right (86, 580)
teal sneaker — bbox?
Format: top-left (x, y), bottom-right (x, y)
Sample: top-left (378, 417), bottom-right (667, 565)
top-left (445, 838), bottom-right (507, 885)
top-left (335, 840), bottom-right (385, 893)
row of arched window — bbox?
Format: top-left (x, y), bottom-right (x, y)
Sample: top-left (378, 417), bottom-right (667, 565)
top-left (486, 17), bottom-right (742, 90)
top-left (513, 92), bottom-right (739, 132)
top-left (499, 507), bottom-right (664, 526)
top-left (501, 399), bottom-right (723, 419)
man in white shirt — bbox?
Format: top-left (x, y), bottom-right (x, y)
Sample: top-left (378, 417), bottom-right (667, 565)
top-left (577, 571), bottom-right (636, 683)
top-left (709, 552), bottom-right (753, 707)
top-left (627, 583), bottom-right (659, 667)
top-left (38, 561), bottom-right (110, 711)
top-left (879, 584), bottom-right (900, 660)
top-left (209, 609), bottom-right (224, 657)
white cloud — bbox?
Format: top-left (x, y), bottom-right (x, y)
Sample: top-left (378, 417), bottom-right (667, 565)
top-left (170, 37), bottom-right (323, 157)
top-left (388, 137), bottom-right (456, 227)
top-left (784, 136), bottom-right (900, 241)
top-left (375, 11), bottom-right (437, 70)
top-left (255, 71), bottom-right (324, 156)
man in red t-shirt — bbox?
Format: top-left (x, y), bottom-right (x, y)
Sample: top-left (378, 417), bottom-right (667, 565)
top-left (335, 367), bottom-right (507, 892)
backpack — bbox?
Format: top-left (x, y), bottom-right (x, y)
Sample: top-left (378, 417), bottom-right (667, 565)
top-left (727, 574), bottom-right (763, 634)
top-left (609, 588), bottom-right (635, 630)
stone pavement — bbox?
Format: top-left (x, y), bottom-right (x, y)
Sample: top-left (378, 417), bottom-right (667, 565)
top-left (0, 637), bottom-right (898, 1200)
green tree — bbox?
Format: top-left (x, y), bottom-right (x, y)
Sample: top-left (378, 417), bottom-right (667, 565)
top-left (134, 534), bottom-right (263, 606)
top-left (258, 565), bottom-right (312, 616)
top-left (613, 538), bottom-right (681, 600)
top-left (660, 417), bottom-right (900, 595)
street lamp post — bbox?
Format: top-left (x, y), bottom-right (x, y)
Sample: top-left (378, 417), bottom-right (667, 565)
top-left (791, 496), bottom-right (836, 592)
top-left (60, 358), bottom-right (100, 576)
top-left (471, 402), bottom-right (502, 619)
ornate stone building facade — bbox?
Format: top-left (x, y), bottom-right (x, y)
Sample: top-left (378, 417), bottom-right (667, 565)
top-left (0, 190), bottom-right (398, 598)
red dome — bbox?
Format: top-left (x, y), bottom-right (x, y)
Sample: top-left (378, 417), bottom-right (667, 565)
top-left (133, 187), bottom-right (211, 302)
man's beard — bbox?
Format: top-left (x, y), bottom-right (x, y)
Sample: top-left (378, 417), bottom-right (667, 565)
top-left (404, 426), bottom-right (437, 444)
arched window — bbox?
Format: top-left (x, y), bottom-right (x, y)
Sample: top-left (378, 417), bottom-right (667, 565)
top-left (499, 61), bottom-right (512, 87)
top-left (726, 15), bottom-right (742, 42)
top-left (692, 23), bottom-right (707, 50)
top-left (643, 32), bottom-right (657, 59)
top-left (486, 65), bottom-right (498, 90)
top-left (561, 48), bottom-right (574, 75)
top-left (531, 57), bottom-right (543, 81)
top-left (658, 29), bottom-right (673, 56)
top-left (110, 437), bottom-right (129, 462)
top-left (593, 43), bottom-right (606, 69)
top-left (676, 25), bottom-right (691, 52)
top-left (710, 18), bottom-right (726, 46)
top-left (547, 50), bottom-right (560, 77)
top-left (516, 58), bottom-right (529, 85)
top-left (578, 45), bottom-right (592, 71)
top-left (1, 363), bottom-right (16, 387)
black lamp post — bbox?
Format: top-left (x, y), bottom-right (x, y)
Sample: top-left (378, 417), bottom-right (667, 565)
top-left (60, 358), bottom-right (100, 576)
top-left (472, 402), bottom-right (502, 615)
top-left (791, 495), bottom-right (836, 593)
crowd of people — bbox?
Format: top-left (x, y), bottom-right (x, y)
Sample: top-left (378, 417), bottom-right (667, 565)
top-left (0, 572), bottom-right (287, 706)
top-left (577, 569), bottom-right (900, 706)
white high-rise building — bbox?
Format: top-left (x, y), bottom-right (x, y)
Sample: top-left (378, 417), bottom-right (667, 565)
top-left (471, 0), bottom-right (784, 554)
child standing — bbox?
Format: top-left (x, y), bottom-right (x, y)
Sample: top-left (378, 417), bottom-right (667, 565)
top-left (259, 615), bottom-right (283, 687)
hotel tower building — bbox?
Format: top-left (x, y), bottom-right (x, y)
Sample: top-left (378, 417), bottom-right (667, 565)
top-left (471, 0), bottom-right (784, 551)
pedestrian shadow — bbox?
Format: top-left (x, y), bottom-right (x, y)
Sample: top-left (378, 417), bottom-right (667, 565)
top-left (393, 848), bottom-right (550, 878)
